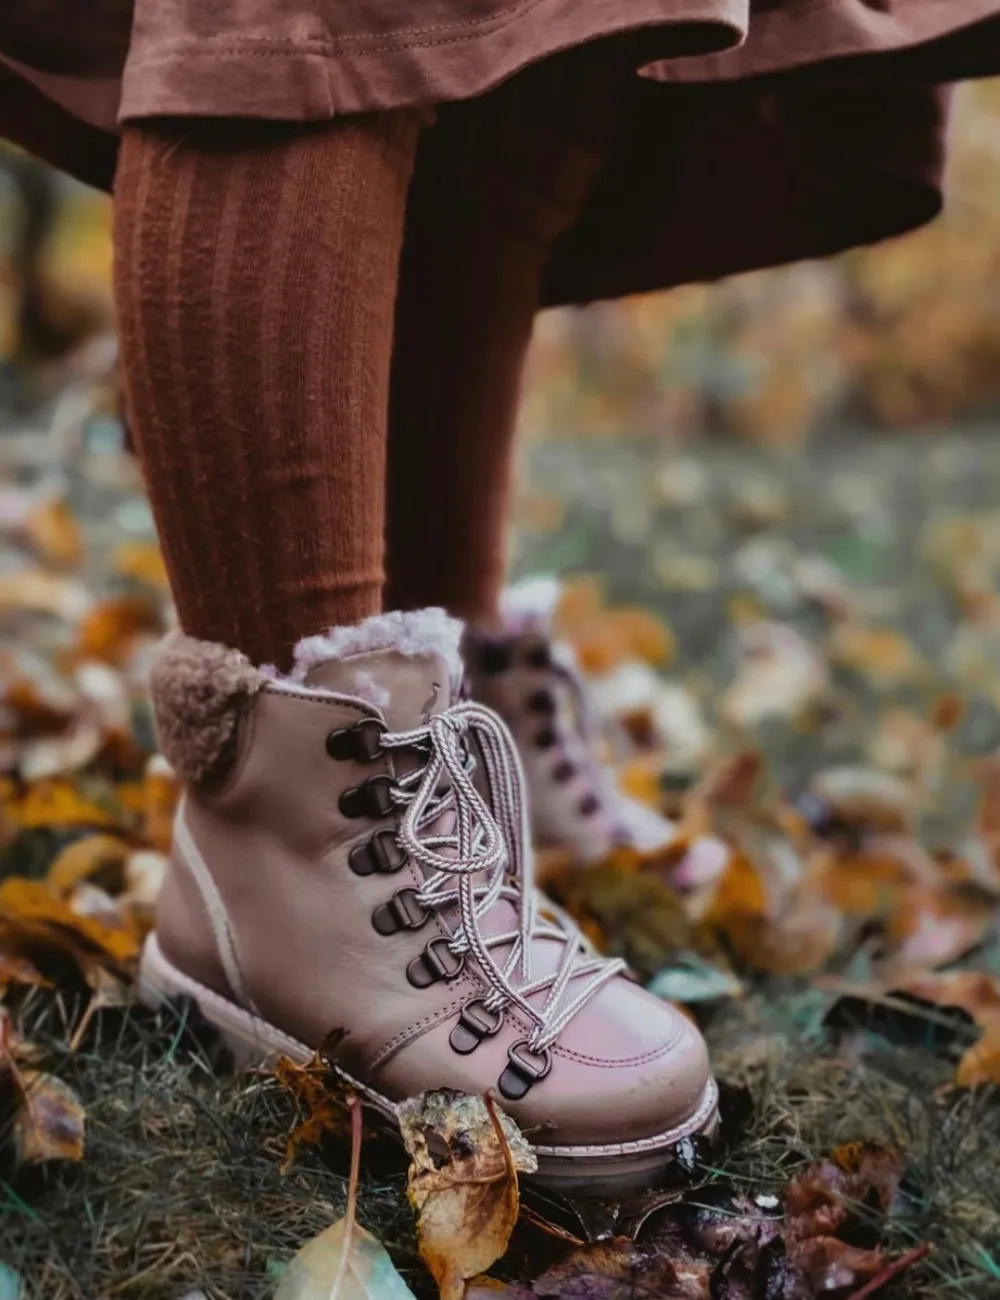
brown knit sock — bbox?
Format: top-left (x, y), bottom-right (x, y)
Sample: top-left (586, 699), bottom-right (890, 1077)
top-left (114, 112), bottom-right (421, 669)
top-left (385, 46), bottom-right (631, 623)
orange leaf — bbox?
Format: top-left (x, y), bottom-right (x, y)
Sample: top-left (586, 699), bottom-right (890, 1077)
top-left (23, 498), bottom-right (84, 569)
top-left (113, 541), bottom-right (169, 589)
top-left (76, 595), bottom-right (162, 666)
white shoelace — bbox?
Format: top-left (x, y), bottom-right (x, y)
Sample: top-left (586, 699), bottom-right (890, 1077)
top-left (381, 701), bottom-right (626, 1053)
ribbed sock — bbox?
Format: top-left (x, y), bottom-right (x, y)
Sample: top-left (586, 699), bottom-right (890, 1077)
top-left (114, 112), bottom-right (421, 668)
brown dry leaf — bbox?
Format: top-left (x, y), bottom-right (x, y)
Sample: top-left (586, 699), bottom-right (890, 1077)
top-left (557, 851), bottom-right (714, 976)
top-left (0, 876), bottom-right (141, 970)
top-left (828, 623), bottom-right (924, 687)
top-left (23, 498), bottom-right (84, 569)
top-left (275, 1051), bottom-right (353, 1172)
top-left (530, 1239), bottom-right (710, 1300)
top-left (76, 595), bottom-right (162, 666)
top-left (720, 892), bottom-right (842, 976)
top-left (0, 953), bottom-right (51, 990)
top-left (884, 886), bottom-right (994, 971)
top-left (113, 541), bottom-right (169, 589)
top-left (398, 1089), bottom-right (537, 1300)
top-left (11, 1069), bottom-right (85, 1166)
top-left (46, 833), bottom-right (131, 898)
top-left (783, 1143), bottom-right (901, 1293)
top-left (814, 848), bottom-right (909, 919)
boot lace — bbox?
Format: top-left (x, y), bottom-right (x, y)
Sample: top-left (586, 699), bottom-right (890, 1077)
top-left (381, 702), bottom-right (626, 1054)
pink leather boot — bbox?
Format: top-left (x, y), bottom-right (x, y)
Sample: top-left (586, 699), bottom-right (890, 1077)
top-left (466, 580), bottom-right (683, 864)
top-left (140, 609), bottom-right (717, 1193)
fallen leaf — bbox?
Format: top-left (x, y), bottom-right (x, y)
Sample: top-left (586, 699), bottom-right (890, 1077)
top-left (46, 833), bottom-right (131, 897)
top-left (275, 1096), bottom-right (417, 1300)
top-left (808, 767), bottom-right (916, 835)
top-left (0, 954), bottom-right (51, 990)
top-left (399, 1090), bottom-right (536, 1300)
top-left (0, 570), bottom-right (90, 620)
top-left (23, 497), bottom-right (83, 568)
top-left (722, 622), bottom-right (828, 728)
top-left (142, 755), bottom-right (178, 852)
top-left (113, 541), bottom-right (169, 589)
top-left (0, 1263), bottom-right (20, 1300)
top-left (16, 779), bottom-right (122, 831)
top-left (828, 624), bottom-right (923, 688)
top-left (275, 1051), bottom-right (353, 1173)
top-left (11, 1069), bottom-right (85, 1165)
top-left (0, 876), bottom-right (141, 971)
top-left (884, 886), bottom-right (994, 971)
top-left (530, 1239), bottom-right (710, 1300)
top-left (76, 595), bottom-right (162, 666)
top-left (896, 970), bottom-right (1000, 1086)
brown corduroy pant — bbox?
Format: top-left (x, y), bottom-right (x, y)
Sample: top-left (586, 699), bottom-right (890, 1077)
top-left (113, 50), bottom-right (630, 669)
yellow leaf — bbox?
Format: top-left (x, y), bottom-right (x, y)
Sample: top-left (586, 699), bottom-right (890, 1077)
top-left (957, 1031), bottom-right (1000, 1087)
top-left (16, 779), bottom-right (122, 832)
top-left (23, 498), bottom-right (83, 569)
top-left (12, 1070), bottom-right (85, 1165)
top-left (113, 542), bottom-right (169, 590)
top-left (46, 834), bottom-right (131, 898)
top-left (0, 877), bottom-right (140, 968)
top-left (399, 1091), bottom-right (537, 1300)
top-left (142, 756), bottom-right (178, 852)
top-left (607, 608), bottom-right (675, 666)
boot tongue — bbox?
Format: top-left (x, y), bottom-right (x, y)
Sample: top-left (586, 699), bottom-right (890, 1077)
top-left (302, 647), bottom-right (453, 731)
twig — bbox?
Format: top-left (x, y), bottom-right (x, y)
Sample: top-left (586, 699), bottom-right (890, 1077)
top-left (329, 1095), bottom-right (362, 1300)
top-left (845, 1243), bottom-right (931, 1300)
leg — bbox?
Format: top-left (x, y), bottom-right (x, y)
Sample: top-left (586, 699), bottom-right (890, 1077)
top-left (114, 111), bottom-right (421, 670)
top-left (385, 46), bottom-right (633, 623)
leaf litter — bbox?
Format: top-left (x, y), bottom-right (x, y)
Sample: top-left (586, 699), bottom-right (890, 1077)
top-left (0, 301), bottom-right (999, 1299)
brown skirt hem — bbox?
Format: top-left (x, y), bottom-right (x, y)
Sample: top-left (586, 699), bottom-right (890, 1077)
top-left (119, 1), bottom-right (737, 122)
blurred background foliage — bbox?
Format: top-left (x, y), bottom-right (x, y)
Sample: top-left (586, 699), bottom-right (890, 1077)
top-left (1, 80), bottom-right (999, 438)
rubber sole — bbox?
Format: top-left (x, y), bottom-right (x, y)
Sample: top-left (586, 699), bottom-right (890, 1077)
top-left (140, 933), bottom-right (719, 1196)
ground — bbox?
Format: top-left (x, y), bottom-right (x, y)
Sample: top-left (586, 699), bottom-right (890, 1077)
top-left (0, 362), bottom-right (998, 1298)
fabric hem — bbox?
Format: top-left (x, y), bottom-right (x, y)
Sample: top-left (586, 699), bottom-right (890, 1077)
top-left (647, 0), bottom-right (1000, 81)
top-left (119, 0), bottom-right (742, 122)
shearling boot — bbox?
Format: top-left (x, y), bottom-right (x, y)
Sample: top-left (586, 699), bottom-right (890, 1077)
top-left (140, 609), bottom-right (716, 1193)
top-left (465, 580), bottom-right (682, 864)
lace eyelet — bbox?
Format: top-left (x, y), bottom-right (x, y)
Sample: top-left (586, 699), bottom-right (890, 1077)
top-left (526, 689), bottom-right (555, 715)
top-left (326, 719), bottom-right (386, 762)
top-left (348, 829), bottom-right (407, 876)
top-left (371, 888), bottom-right (430, 935)
top-left (339, 774), bottom-right (396, 819)
top-left (498, 1041), bottom-right (552, 1101)
top-left (449, 1000), bottom-right (504, 1054)
top-left (406, 938), bottom-right (465, 988)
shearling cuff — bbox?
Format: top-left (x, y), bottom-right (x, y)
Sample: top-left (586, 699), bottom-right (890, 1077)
top-left (149, 632), bottom-right (265, 784)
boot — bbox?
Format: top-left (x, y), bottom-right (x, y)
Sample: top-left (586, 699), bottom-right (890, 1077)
top-left (465, 579), bottom-right (682, 864)
top-left (140, 609), bottom-right (717, 1194)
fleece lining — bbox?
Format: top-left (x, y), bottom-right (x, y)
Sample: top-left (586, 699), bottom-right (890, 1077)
top-left (150, 608), bottom-right (465, 784)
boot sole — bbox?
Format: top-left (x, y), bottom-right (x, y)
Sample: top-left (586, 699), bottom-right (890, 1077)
top-left (140, 933), bottom-right (719, 1196)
